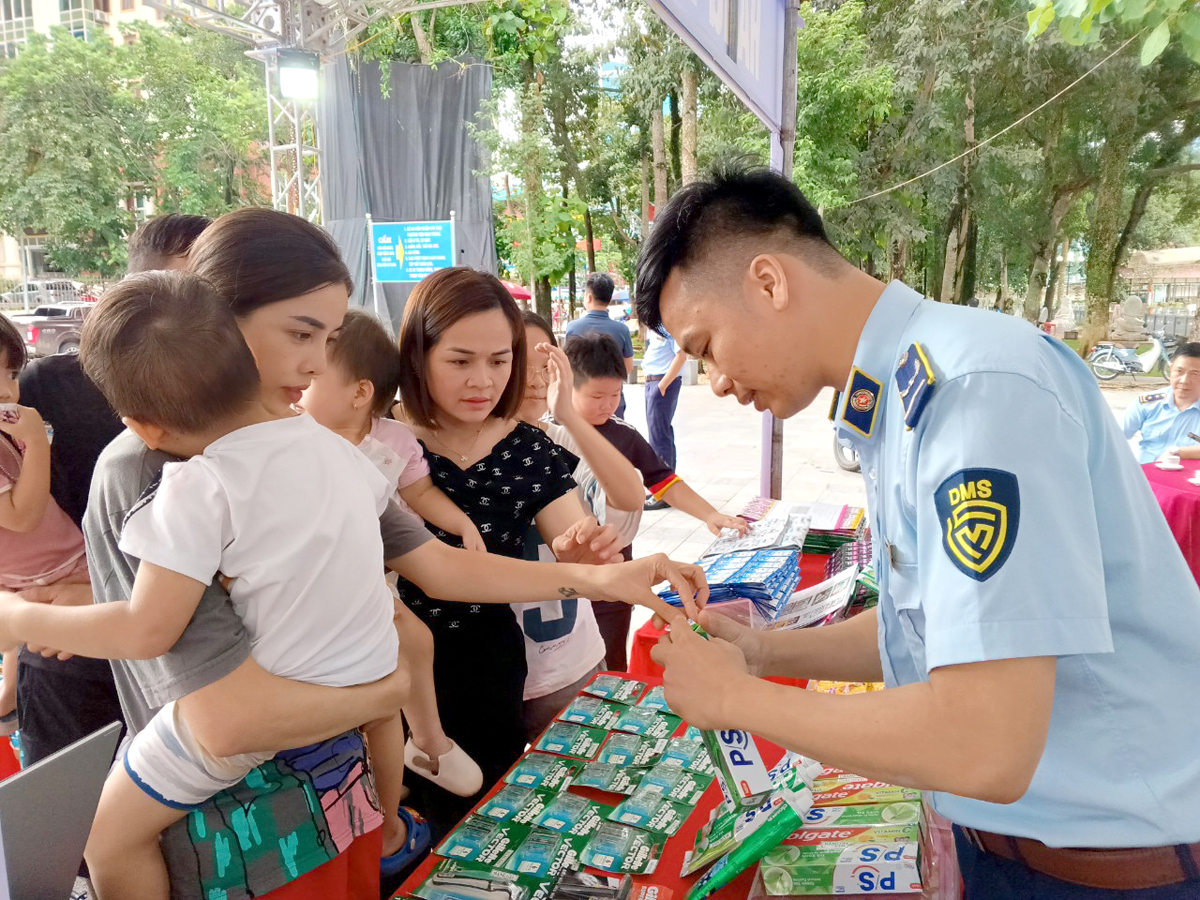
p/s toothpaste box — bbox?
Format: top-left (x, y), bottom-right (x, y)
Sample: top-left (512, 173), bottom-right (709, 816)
top-left (758, 841), bottom-right (923, 895)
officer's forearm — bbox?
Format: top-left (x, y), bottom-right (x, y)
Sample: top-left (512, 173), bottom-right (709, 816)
top-left (719, 655), bottom-right (1056, 805)
top-left (1176, 445), bottom-right (1200, 460)
top-left (762, 609), bottom-right (885, 683)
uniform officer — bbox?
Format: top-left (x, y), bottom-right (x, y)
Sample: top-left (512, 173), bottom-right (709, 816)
top-left (1123, 343), bottom-right (1200, 463)
top-left (641, 165), bottom-right (1200, 899)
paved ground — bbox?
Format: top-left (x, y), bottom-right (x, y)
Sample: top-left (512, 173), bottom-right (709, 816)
top-left (620, 372), bottom-right (1165, 634)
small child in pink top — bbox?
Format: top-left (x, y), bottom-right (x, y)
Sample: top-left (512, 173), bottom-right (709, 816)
top-left (0, 316), bottom-right (90, 735)
top-left (299, 308), bottom-right (484, 799)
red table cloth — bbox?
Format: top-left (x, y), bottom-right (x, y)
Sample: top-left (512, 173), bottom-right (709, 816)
top-left (1142, 460), bottom-right (1200, 584)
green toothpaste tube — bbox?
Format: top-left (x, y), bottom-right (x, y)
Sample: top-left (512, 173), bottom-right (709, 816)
top-left (684, 785), bottom-right (814, 900)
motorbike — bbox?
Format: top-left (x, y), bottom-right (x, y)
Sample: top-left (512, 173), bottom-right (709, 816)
top-left (1088, 332), bottom-right (1178, 381)
top-left (829, 391), bottom-right (861, 473)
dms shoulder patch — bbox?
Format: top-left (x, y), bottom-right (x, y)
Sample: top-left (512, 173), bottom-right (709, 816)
top-left (934, 468), bottom-right (1020, 582)
top-left (1139, 390), bottom-right (1167, 404)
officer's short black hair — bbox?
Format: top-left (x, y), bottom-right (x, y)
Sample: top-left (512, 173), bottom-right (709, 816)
top-left (564, 332), bottom-right (625, 386)
top-left (586, 273), bottom-right (615, 306)
top-left (1173, 342), bottom-right (1200, 362)
top-left (635, 162), bottom-right (841, 332)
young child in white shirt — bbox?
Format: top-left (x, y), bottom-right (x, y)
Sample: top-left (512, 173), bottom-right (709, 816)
top-left (300, 308), bottom-right (484, 798)
top-left (0, 273), bottom-right (409, 899)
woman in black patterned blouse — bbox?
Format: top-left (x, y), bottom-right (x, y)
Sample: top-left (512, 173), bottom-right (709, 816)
top-left (395, 268), bottom-right (625, 836)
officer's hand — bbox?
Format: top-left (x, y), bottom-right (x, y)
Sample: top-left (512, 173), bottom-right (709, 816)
top-left (651, 622), bottom-right (750, 730)
top-left (697, 610), bottom-right (768, 676)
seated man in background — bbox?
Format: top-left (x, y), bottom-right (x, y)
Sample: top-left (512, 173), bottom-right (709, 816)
top-left (1124, 342), bottom-right (1200, 463)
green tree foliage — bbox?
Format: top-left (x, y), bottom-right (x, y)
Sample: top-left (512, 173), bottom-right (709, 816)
top-left (0, 31), bottom-right (142, 276)
top-left (0, 26), bottom-right (266, 277)
top-left (1026, 0), bottom-right (1200, 65)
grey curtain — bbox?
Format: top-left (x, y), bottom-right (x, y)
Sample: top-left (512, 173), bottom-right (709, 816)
top-left (320, 55), bottom-right (497, 334)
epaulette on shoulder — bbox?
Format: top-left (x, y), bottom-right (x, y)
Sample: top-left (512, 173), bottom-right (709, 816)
top-left (896, 342), bottom-right (936, 429)
top-left (1140, 390), bottom-right (1167, 404)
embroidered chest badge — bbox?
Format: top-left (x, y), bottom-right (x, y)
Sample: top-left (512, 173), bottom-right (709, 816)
top-left (934, 468), bottom-right (1020, 582)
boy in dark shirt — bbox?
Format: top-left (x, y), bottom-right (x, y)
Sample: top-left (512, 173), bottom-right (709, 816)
top-left (562, 332), bottom-right (746, 669)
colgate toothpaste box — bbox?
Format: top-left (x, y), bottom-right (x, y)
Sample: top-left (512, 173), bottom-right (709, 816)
top-left (811, 776), bottom-right (921, 808)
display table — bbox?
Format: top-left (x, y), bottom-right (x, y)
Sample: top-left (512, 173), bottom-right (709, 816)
top-left (627, 552), bottom-right (832, 681)
top-left (1142, 460), bottom-right (1200, 583)
top-left (394, 673), bottom-right (960, 900)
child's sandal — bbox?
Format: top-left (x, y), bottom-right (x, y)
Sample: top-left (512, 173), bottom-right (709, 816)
top-left (403, 738), bottom-right (483, 797)
top-left (380, 805), bottom-right (432, 877)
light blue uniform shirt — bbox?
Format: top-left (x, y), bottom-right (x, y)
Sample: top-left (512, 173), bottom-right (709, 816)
top-left (835, 281), bottom-right (1200, 848)
top-left (1122, 391), bottom-right (1200, 463)
top-left (642, 329), bottom-right (681, 377)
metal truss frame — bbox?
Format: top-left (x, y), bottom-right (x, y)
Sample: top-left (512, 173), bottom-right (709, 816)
top-left (141, 0), bottom-right (488, 221)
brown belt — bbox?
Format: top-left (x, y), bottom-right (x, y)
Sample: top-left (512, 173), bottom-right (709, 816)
top-left (960, 827), bottom-right (1200, 890)
top-left (645, 374), bottom-right (664, 382)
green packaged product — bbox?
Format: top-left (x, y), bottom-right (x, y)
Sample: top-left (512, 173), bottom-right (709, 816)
top-left (579, 822), bottom-right (663, 874)
top-left (614, 707), bottom-right (681, 740)
top-left (558, 696), bottom-right (624, 730)
top-left (536, 722), bottom-right (608, 760)
top-left (638, 761), bottom-right (712, 805)
top-left (659, 737), bottom-right (716, 775)
top-left (502, 828), bottom-right (589, 880)
top-left (574, 762), bottom-right (642, 795)
top-left (608, 785), bottom-right (693, 836)
top-left (505, 752), bottom-right (582, 790)
top-left (478, 786), bottom-right (554, 824)
top-left (534, 792), bottom-right (611, 837)
top-left (636, 685), bottom-right (672, 713)
top-left (436, 816), bottom-right (531, 865)
top-left (582, 674), bottom-right (647, 705)
top-left (598, 733), bottom-right (666, 768)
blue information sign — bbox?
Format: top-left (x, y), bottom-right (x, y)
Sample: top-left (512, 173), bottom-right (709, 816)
top-left (371, 220), bottom-right (455, 283)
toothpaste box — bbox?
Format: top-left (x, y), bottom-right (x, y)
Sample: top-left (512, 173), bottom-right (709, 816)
top-left (758, 842), bottom-right (923, 895)
top-left (796, 801), bottom-right (924, 831)
top-left (782, 822), bottom-right (922, 847)
top-left (701, 727), bottom-right (775, 810)
top-left (811, 777), bottom-right (921, 807)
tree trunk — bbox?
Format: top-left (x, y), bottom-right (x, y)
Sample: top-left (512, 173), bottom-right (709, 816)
top-left (941, 70), bottom-right (975, 306)
top-left (890, 239), bottom-right (907, 283)
top-left (535, 275), bottom-right (552, 321)
top-left (651, 106), bottom-right (668, 220)
top-left (411, 11), bottom-right (435, 64)
top-left (584, 207), bottom-right (596, 273)
top-left (1051, 240), bottom-right (1069, 318)
top-left (640, 154), bottom-right (650, 237)
top-left (960, 218), bottom-right (978, 307)
top-left (519, 63), bottom-right (546, 311)
top-left (668, 91), bottom-right (682, 191)
top-left (681, 67), bottom-right (698, 186)
top-left (1043, 240), bottom-right (1061, 314)
top-left (568, 261), bottom-right (575, 320)
top-left (1000, 250), bottom-right (1009, 313)
top-left (1083, 118), bottom-right (1139, 351)
top-left (1024, 191), bottom-right (1078, 321)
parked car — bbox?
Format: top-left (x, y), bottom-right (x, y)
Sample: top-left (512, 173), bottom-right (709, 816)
top-left (23, 302), bottom-right (92, 357)
top-left (1, 279), bottom-right (82, 307)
